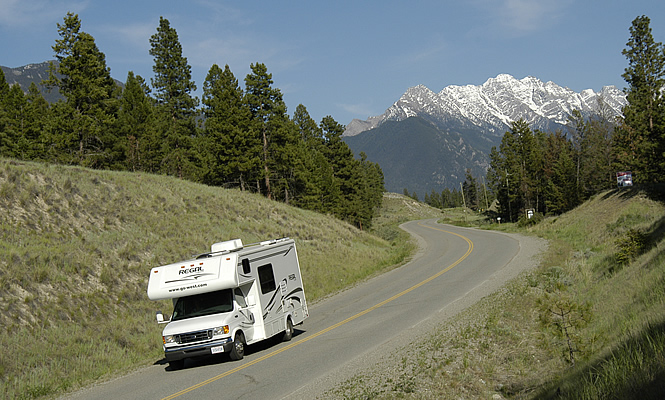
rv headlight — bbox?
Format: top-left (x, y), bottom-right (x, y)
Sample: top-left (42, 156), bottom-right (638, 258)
top-left (213, 325), bottom-right (229, 336)
top-left (163, 335), bottom-right (176, 344)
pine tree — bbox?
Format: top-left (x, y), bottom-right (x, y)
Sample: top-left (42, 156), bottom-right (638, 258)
top-left (320, 116), bottom-right (370, 228)
top-left (0, 69), bottom-right (8, 96)
top-left (22, 83), bottom-right (50, 160)
top-left (294, 104), bottom-right (323, 147)
top-left (0, 70), bottom-right (9, 149)
top-left (149, 16), bottom-right (201, 180)
top-left (568, 109), bottom-right (588, 194)
top-left (0, 84), bottom-right (26, 158)
top-left (568, 102), bottom-right (617, 198)
top-left (541, 131), bottom-right (578, 214)
top-left (488, 122), bottom-right (520, 221)
top-left (291, 104), bottom-right (329, 211)
top-left (620, 15), bottom-right (665, 182)
top-left (118, 72), bottom-right (157, 172)
top-left (462, 169), bottom-right (479, 210)
top-left (202, 64), bottom-right (256, 188)
top-left (44, 12), bottom-right (119, 168)
top-left (244, 63), bottom-right (291, 199)
top-left (321, 115), bottom-right (351, 208)
top-left (489, 119), bottom-right (551, 220)
top-left (265, 117), bottom-right (300, 204)
top-left (440, 188), bottom-right (451, 208)
top-left (430, 189), bottom-right (443, 209)
top-left (149, 17), bottom-right (198, 121)
top-left (589, 98), bottom-right (619, 191)
top-left (358, 151), bottom-right (385, 228)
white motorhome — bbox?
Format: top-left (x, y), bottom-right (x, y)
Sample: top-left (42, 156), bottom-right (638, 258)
top-left (147, 237), bottom-right (308, 370)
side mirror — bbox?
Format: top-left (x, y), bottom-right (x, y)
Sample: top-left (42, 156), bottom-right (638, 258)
top-left (156, 311), bottom-right (170, 324)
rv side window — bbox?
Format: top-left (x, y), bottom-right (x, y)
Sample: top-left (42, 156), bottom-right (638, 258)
top-left (234, 288), bottom-right (247, 307)
top-left (257, 264), bottom-right (276, 294)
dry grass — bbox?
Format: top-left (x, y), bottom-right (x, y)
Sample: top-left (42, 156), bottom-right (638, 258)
top-left (328, 187), bottom-right (665, 399)
top-left (0, 158), bottom-right (440, 399)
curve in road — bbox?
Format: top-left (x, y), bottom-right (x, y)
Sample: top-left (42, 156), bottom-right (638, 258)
top-left (67, 219), bottom-right (544, 400)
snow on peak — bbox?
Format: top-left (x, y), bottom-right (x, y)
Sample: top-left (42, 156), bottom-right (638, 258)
top-left (344, 74), bottom-right (627, 137)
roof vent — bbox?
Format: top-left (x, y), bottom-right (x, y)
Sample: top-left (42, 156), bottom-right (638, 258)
top-left (211, 239), bottom-right (243, 253)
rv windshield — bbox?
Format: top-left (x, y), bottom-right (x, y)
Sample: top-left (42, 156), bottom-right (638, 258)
top-left (172, 289), bottom-right (234, 321)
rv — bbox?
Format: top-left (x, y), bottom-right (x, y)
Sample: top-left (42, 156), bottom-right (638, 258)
top-left (147, 237), bottom-right (308, 370)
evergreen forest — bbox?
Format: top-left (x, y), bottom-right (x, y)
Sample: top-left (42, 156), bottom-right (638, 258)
top-left (2, 14), bottom-right (664, 227)
top-left (0, 13), bottom-right (384, 230)
top-left (422, 15), bottom-right (665, 223)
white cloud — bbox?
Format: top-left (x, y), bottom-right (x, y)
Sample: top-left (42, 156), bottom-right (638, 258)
top-left (99, 21), bottom-right (155, 52)
top-left (179, 25), bottom-right (305, 78)
top-left (0, 0), bottom-right (88, 28)
top-left (471, 0), bottom-right (572, 36)
top-left (188, 36), bottom-right (261, 70)
top-left (500, 0), bottom-right (567, 32)
top-left (337, 102), bottom-right (377, 119)
top-left (193, 0), bottom-right (253, 27)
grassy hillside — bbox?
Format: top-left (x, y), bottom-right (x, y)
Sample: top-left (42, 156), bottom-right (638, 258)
top-left (0, 158), bottom-right (440, 399)
top-left (330, 187), bottom-right (665, 399)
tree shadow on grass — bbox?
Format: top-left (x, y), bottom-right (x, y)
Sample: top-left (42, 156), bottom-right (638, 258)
top-left (534, 318), bottom-right (665, 399)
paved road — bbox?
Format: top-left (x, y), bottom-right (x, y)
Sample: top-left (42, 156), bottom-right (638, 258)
top-left (67, 219), bottom-right (522, 400)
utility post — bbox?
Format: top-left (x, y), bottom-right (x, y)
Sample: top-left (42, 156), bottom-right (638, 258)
top-left (481, 176), bottom-right (489, 211)
top-left (506, 172), bottom-right (512, 222)
top-left (460, 181), bottom-right (467, 223)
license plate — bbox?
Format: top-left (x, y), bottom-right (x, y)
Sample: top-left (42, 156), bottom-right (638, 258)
top-left (211, 345), bottom-right (224, 354)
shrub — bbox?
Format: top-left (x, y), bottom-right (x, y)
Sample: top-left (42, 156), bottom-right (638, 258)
top-left (615, 228), bottom-right (647, 266)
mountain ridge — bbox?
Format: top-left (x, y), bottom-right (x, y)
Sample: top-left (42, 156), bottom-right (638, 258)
top-left (2, 61), bottom-right (64, 102)
top-left (342, 74), bottom-right (627, 194)
top-left (1, 61), bottom-right (124, 102)
top-left (344, 74), bottom-right (626, 137)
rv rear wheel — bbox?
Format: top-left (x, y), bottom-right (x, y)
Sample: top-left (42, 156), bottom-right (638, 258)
top-left (282, 318), bottom-right (294, 342)
top-left (229, 331), bottom-right (246, 361)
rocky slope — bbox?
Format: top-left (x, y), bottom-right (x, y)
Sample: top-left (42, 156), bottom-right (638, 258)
top-left (344, 74), bottom-right (626, 137)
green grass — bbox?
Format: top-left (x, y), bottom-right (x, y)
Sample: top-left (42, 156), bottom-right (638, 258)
top-left (328, 187), bottom-right (665, 399)
top-left (0, 158), bottom-right (441, 399)
top-left (7, 156), bottom-right (663, 399)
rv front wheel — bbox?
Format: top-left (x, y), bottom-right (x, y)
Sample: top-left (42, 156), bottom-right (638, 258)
top-left (282, 318), bottom-right (294, 342)
top-left (229, 331), bottom-right (245, 361)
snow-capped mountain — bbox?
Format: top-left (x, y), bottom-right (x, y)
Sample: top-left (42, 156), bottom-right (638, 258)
top-left (342, 74), bottom-right (627, 194)
top-left (344, 74), bottom-right (626, 137)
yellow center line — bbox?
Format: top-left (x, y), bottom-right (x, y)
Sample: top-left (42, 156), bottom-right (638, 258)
top-left (162, 221), bottom-right (473, 400)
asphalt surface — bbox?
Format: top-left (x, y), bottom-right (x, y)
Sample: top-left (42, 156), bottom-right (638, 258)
top-left (66, 219), bottom-right (535, 400)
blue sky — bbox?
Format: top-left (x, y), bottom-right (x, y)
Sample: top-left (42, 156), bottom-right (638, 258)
top-left (1, 0), bottom-right (663, 126)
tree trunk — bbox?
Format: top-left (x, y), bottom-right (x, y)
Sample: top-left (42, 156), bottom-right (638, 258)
top-left (262, 123), bottom-right (271, 200)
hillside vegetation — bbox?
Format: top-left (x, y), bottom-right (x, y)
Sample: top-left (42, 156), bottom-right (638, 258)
top-left (4, 156), bottom-right (664, 399)
top-left (0, 158), bottom-right (440, 399)
top-left (330, 186), bottom-right (665, 399)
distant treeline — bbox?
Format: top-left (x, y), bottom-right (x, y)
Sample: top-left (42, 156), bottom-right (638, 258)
top-left (420, 15), bottom-right (665, 223)
top-left (0, 13), bottom-right (384, 229)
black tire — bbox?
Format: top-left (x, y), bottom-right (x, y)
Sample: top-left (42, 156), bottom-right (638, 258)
top-left (229, 331), bottom-right (245, 361)
top-left (282, 318), bottom-right (294, 342)
top-left (169, 359), bottom-right (185, 370)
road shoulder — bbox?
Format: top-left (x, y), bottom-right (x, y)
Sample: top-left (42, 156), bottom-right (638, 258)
top-left (290, 225), bottom-right (547, 399)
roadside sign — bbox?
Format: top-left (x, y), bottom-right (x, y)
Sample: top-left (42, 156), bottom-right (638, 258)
top-left (617, 171), bottom-right (633, 187)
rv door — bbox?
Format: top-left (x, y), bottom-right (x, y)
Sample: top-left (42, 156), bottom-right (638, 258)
top-left (234, 287), bottom-right (256, 342)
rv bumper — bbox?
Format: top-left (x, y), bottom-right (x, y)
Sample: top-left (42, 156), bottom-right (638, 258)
top-left (164, 338), bottom-right (234, 361)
